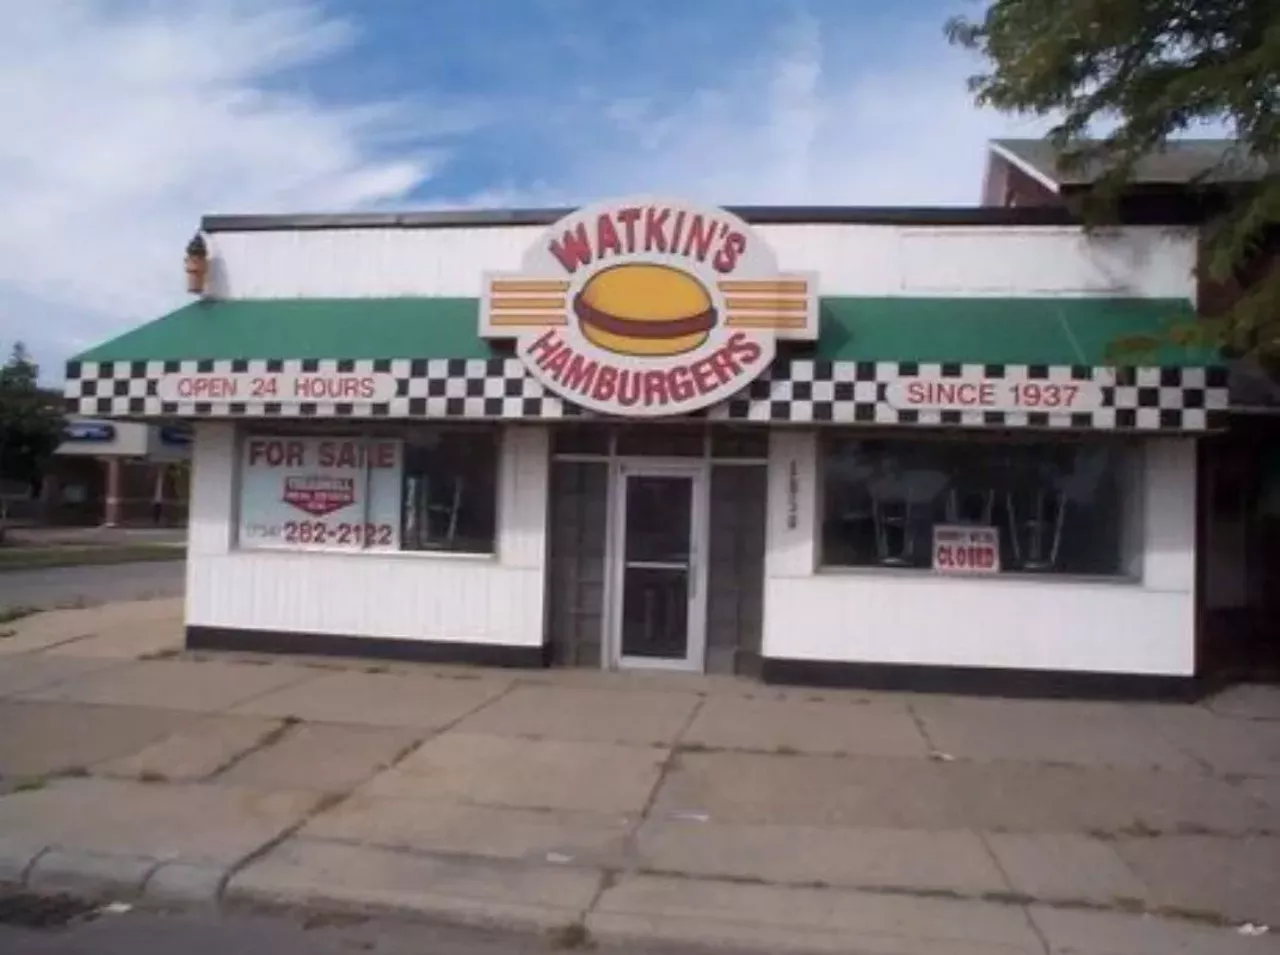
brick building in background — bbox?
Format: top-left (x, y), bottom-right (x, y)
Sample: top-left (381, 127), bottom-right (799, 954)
top-left (36, 419), bottom-right (190, 526)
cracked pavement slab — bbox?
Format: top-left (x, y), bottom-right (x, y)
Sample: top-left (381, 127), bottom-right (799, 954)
top-left (2, 600), bottom-right (1279, 953)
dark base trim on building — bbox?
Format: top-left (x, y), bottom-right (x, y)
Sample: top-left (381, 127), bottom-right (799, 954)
top-left (186, 626), bottom-right (551, 669)
top-left (759, 657), bottom-right (1202, 701)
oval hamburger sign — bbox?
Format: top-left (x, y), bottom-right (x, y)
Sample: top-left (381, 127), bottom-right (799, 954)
top-left (481, 197), bottom-right (819, 417)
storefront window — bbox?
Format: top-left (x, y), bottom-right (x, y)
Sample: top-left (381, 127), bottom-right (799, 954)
top-left (820, 437), bottom-right (1139, 577)
top-left (237, 428), bottom-right (498, 555)
top-left (400, 431), bottom-right (498, 553)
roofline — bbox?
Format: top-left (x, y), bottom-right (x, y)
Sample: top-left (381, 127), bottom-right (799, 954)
top-left (987, 142), bottom-right (1063, 194)
top-left (201, 204), bottom-right (1206, 233)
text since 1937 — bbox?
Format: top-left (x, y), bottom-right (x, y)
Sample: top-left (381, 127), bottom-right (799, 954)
top-left (885, 378), bottom-right (1104, 414)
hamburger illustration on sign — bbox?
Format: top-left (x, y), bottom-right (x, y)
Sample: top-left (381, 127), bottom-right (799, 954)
top-left (480, 197), bottom-right (819, 417)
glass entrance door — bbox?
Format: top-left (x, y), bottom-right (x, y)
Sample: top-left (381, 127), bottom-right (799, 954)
top-left (611, 465), bottom-right (706, 670)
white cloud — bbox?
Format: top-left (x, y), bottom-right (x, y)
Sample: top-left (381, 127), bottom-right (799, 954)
top-left (0, 0), bottom-right (445, 377)
top-left (441, 9), bottom-right (1045, 209)
top-left (1, 0), bottom-right (1048, 381)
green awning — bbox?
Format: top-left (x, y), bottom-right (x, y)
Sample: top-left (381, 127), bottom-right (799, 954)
top-left (74, 296), bottom-right (1215, 368)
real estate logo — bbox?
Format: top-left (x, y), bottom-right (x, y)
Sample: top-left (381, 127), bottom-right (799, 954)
top-left (282, 476), bottom-right (356, 517)
top-left (481, 197), bottom-right (819, 416)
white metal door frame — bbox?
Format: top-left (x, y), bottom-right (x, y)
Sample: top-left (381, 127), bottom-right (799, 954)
top-left (604, 458), bottom-right (709, 672)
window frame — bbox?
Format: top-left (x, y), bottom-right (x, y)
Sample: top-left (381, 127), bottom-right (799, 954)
top-left (815, 432), bottom-right (1145, 584)
top-left (550, 424), bottom-right (769, 465)
top-left (232, 423), bottom-right (502, 560)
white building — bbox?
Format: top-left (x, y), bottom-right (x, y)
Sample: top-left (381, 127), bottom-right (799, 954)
top-left (66, 185), bottom-right (1227, 697)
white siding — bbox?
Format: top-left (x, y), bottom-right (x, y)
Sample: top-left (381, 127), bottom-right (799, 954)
top-left (185, 422), bottom-right (549, 647)
top-left (762, 433), bottom-right (1197, 676)
top-left (206, 223), bottom-right (1196, 301)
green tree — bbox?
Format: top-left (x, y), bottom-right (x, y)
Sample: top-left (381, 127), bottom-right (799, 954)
top-left (0, 343), bottom-right (66, 531)
top-left (947, 0), bottom-right (1279, 358)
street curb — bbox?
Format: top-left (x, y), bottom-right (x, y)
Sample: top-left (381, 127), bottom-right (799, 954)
top-left (26, 849), bottom-right (158, 898)
top-left (2, 843), bottom-right (596, 944)
top-left (0, 844), bottom-right (233, 909)
top-left (0, 846), bottom-right (1254, 955)
top-left (0, 836), bottom-right (1042, 955)
top-left (216, 877), bottom-right (1001, 955)
top-left (0, 838), bottom-right (46, 886)
top-left (142, 861), bottom-right (227, 905)
top-left (222, 875), bottom-right (583, 931)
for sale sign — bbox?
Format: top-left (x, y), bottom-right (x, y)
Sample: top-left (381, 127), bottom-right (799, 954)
top-left (932, 525), bottom-right (1000, 575)
top-left (238, 436), bottom-right (402, 551)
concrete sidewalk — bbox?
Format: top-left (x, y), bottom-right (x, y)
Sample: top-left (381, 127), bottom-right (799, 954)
top-left (1, 600), bottom-right (1278, 954)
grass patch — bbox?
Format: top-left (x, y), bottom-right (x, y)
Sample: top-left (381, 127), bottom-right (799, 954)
top-left (13, 776), bottom-right (47, 793)
top-left (138, 648), bottom-right (181, 661)
top-left (58, 766), bottom-right (90, 779)
top-left (1151, 904), bottom-right (1232, 927)
top-left (546, 921), bottom-right (592, 949)
top-left (253, 721), bottom-right (298, 752)
top-left (980, 890), bottom-right (1037, 906)
top-left (312, 791), bottom-right (346, 815)
top-left (862, 885), bottom-right (968, 901)
top-left (0, 543), bottom-right (184, 573)
top-left (299, 910), bottom-right (369, 931)
top-left (1049, 897), bottom-right (1113, 913)
top-left (382, 739), bottom-right (423, 771)
top-left (1114, 820), bottom-right (1161, 838)
top-left (1111, 895), bottom-right (1147, 913)
top-left (0, 605), bottom-right (37, 625)
top-left (1173, 822), bottom-right (1217, 836)
top-left (138, 770), bottom-right (169, 784)
top-left (674, 741), bottom-right (718, 753)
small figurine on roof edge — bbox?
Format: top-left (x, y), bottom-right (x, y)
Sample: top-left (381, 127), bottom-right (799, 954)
top-left (185, 233), bottom-right (208, 295)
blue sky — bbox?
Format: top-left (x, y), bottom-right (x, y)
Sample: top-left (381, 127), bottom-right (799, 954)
top-left (0, 0), bottom-right (1039, 379)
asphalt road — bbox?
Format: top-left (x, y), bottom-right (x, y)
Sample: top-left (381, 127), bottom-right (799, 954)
top-left (0, 905), bottom-right (676, 955)
top-left (0, 560), bottom-right (185, 613)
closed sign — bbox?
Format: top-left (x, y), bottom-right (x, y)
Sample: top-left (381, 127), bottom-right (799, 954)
top-left (933, 525), bottom-right (1000, 575)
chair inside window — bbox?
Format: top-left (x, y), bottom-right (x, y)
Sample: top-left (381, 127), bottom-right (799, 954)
top-left (945, 487), bottom-right (995, 525)
top-left (870, 470), bottom-right (949, 565)
top-left (833, 463), bottom-right (877, 562)
top-left (1005, 485), bottom-right (1063, 571)
top-left (1005, 450), bottom-right (1109, 571)
top-left (407, 475), bottom-right (464, 547)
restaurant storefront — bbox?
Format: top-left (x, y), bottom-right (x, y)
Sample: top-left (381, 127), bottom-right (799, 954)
top-left (66, 197), bottom-right (1227, 696)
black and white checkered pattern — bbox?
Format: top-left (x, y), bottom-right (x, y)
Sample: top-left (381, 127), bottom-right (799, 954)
top-left (64, 358), bottom-right (1230, 431)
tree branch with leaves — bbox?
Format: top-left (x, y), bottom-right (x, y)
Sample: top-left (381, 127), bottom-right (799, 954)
top-left (0, 343), bottom-right (66, 535)
top-left (947, 0), bottom-right (1279, 358)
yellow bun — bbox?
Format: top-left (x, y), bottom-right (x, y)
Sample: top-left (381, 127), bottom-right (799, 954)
top-left (581, 264), bottom-right (710, 320)
top-left (577, 264), bottom-right (715, 357)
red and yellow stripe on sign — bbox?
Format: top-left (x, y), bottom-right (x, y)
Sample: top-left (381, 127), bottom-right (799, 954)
top-left (487, 278), bottom-right (570, 327)
top-left (719, 278), bottom-right (812, 331)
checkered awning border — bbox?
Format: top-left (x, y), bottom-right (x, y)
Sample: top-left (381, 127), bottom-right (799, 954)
top-left (64, 358), bottom-right (1229, 431)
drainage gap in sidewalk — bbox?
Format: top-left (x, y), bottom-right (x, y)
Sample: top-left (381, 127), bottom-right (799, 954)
top-left (0, 889), bottom-right (99, 929)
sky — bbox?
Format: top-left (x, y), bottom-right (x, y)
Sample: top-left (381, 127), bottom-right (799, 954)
top-left (0, 0), bottom-right (1049, 382)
